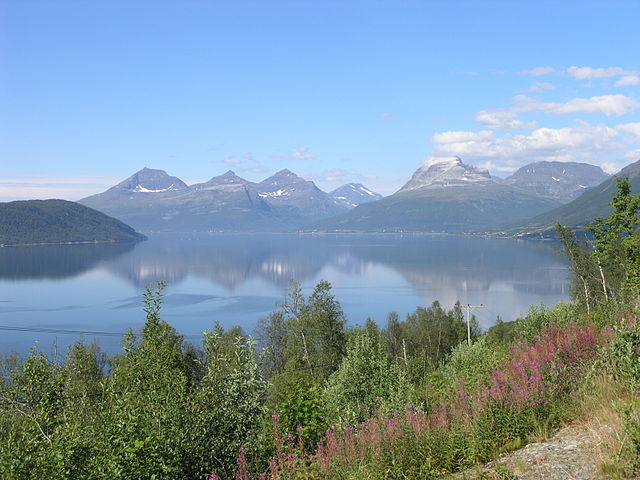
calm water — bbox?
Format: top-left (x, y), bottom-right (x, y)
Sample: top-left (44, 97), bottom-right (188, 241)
top-left (0, 234), bottom-right (570, 355)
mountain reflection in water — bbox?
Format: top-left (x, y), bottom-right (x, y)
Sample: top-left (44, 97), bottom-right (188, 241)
top-left (0, 234), bottom-right (569, 354)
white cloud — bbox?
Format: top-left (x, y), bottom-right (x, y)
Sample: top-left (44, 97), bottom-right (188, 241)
top-left (272, 146), bottom-right (316, 161)
top-left (523, 81), bottom-right (556, 93)
top-left (519, 66), bottom-right (556, 76)
top-left (513, 94), bottom-right (640, 116)
top-left (476, 109), bottom-right (537, 131)
top-left (430, 122), bottom-right (623, 172)
top-left (623, 150), bottom-right (640, 162)
top-left (601, 162), bottom-right (623, 174)
top-left (292, 147), bottom-right (315, 160)
top-left (379, 113), bottom-right (394, 120)
top-left (305, 169), bottom-right (349, 183)
top-left (222, 157), bottom-right (242, 165)
top-left (616, 74), bottom-right (640, 86)
top-left (616, 122), bottom-right (640, 141)
top-left (567, 66), bottom-right (627, 79)
top-left (431, 130), bottom-right (494, 144)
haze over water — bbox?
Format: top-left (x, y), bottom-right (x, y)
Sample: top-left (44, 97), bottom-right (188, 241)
top-left (0, 234), bottom-right (569, 355)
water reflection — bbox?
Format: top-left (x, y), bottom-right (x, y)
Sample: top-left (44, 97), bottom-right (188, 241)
top-left (1, 234), bottom-right (569, 355)
top-left (100, 234), bottom-right (568, 298)
top-left (0, 242), bottom-right (136, 279)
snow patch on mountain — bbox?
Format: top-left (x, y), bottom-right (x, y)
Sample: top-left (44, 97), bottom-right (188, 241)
top-left (399, 156), bottom-right (492, 192)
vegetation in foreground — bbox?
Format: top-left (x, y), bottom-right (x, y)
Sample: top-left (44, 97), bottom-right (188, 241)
top-left (1, 178), bottom-right (640, 479)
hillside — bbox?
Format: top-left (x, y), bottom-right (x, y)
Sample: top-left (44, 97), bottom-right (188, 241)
top-left (0, 199), bottom-right (146, 246)
top-left (311, 182), bottom-right (561, 233)
top-left (492, 159), bottom-right (640, 237)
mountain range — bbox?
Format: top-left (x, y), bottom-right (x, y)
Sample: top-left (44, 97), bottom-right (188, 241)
top-left (80, 168), bottom-right (382, 233)
top-left (77, 157), bottom-right (632, 236)
top-left (493, 159), bottom-right (640, 238)
top-left (311, 157), bottom-right (606, 233)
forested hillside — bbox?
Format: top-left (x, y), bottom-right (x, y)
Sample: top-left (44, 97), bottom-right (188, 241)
top-left (0, 199), bottom-right (146, 246)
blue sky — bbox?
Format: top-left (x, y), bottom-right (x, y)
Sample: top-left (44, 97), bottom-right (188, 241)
top-left (1, 0), bottom-right (640, 201)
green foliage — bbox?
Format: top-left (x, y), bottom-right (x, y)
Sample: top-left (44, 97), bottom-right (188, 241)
top-left (515, 302), bottom-right (580, 342)
top-left (558, 177), bottom-right (640, 313)
top-left (609, 319), bottom-right (640, 391)
top-left (191, 328), bottom-right (268, 479)
top-left (277, 382), bottom-right (326, 446)
top-left (0, 199), bottom-right (145, 246)
top-left (324, 331), bottom-right (412, 425)
top-left (441, 336), bottom-right (508, 391)
top-left (484, 317), bottom-right (519, 347)
top-left (619, 403), bottom-right (640, 477)
top-left (259, 280), bottom-right (346, 385)
top-left (398, 301), bottom-right (480, 383)
top-left (0, 282), bottom-right (268, 479)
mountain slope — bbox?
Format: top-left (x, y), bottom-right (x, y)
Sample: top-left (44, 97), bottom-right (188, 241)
top-left (0, 199), bottom-right (146, 246)
top-left (330, 183), bottom-right (383, 208)
top-left (504, 161), bottom-right (609, 202)
top-left (312, 182), bottom-right (561, 233)
top-left (495, 159), bottom-right (640, 237)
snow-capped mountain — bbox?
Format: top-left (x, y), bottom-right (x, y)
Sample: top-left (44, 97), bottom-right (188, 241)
top-left (311, 157), bottom-right (561, 233)
top-left (398, 156), bottom-right (493, 192)
top-left (80, 168), bottom-right (351, 232)
top-left (330, 183), bottom-right (383, 208)
top-left (504, 161), bottom-right (609, 202)
top-left (108, 167), bottom-right (188, 193)
top-left (190, 170), bottom-right (255, 191)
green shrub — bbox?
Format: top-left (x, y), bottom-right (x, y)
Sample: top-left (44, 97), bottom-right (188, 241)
top-left (516, 302), bottom-right (580, 341)
top-left (324, 331), bottom-right (412, 426)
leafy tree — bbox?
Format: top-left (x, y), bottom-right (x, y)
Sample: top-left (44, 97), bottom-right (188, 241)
top-left (558, 177), bottom-right (640, 311)
top-left (324, 330), bottom-right (412, 425)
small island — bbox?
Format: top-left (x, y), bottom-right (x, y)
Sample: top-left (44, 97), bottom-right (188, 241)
top-left (0, 199), bottom-right (146, 246)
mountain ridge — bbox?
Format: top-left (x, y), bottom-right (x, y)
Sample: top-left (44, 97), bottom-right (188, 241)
top-left (80, 168), bottom-right (382, 233)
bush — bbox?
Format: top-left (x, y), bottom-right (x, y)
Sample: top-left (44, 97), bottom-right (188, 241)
top-left (324, 331), bottom-right (412, 426)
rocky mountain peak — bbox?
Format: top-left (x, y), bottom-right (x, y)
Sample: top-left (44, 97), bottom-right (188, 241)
top-left (331, 183), bottom-right (383, 208)
top-left (109, 168), bottom-right (188, 193)
top-left (398, 156), bottom-right (492, 192)
top-left (504, 161), bottom-right (609, 202)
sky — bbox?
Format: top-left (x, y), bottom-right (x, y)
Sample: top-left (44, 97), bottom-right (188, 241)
top-left (1, 0), bottom-right (640, 201)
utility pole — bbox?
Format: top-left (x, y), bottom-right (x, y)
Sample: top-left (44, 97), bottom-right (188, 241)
top-left (456, 304), bottom-right (485, 345)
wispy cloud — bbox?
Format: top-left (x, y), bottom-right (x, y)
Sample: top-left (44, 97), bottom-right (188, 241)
top-left (379, 113), bottom-right (394, 120)
top-left (0, 176), bottom-right (121, 201)
top-left (567, 66), bottom-right (627, 79)
top-left (271, 146), bottom-right (316, 161)
top-left (222, 157), bottom-right (242, 165)
top-left (616, 74), bottom-right (640, 86)
top-left (519, 66), bottom-right (556, 76)
top-left (616, 122), bottom-right (640, 140)
top-left (523, 81), bottom-right (556, 93)
top-left (476, 109), bottom-right (537, 131)
top-left (512, 94), bottom-right (640, 117)
top-left (308, 169), bottom-right (348, 182)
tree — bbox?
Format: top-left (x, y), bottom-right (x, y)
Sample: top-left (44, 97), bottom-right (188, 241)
top-left (558, 177), bottom-right (640, 310)
top-left (324, 331), bottom-right (412, 425)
